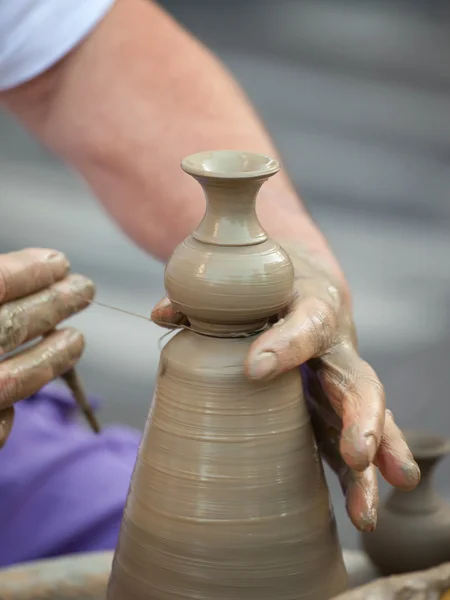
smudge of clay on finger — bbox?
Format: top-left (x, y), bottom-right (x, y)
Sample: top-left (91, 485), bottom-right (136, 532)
top-left (321, 354), bottom-right (385, 470)
top-left (0, 328), bottom-right (85, 408)
top-left (343, 465), bottom-right (378, 532)
top-left (0, 274), bottom-right (95, 355)
top-left (0, 249), bottom-right (70, 304)
top-left (340, 424), bottom-right (380, 472)
top-left (375, 410), bottom-right (421, 490)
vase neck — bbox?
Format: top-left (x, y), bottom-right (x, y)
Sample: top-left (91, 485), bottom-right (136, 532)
top-left (193, 178), bottom-right (268, 246)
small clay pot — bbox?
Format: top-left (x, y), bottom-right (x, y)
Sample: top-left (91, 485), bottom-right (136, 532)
top-left (361, 430), bottom-right (450, 575)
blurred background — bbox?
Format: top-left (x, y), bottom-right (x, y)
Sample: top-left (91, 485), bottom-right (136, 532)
top-left (0, 0), bottom-right (449, 550)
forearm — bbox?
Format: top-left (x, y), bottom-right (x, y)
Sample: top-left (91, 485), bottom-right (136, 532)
top-left (0, 0), bottom-right (346, 288)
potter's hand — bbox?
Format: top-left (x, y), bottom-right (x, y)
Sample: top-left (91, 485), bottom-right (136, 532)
top-left (0, 249), bottom-right (94, 446)
top-left (245, 240), bottom-right (420, 531)
top-left (150, 240), bottom-right (420, 531)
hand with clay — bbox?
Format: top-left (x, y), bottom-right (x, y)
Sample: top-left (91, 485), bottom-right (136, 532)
top-left (152, 240), bottom-right (420, 532)
top-left (0, 248), bottom-right (95, 447)
top-left (0, 0), bottom-right (420, 541)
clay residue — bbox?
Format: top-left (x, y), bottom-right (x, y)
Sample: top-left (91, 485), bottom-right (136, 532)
top-left (108, 331), bottom-right (348, 600)
top-left (334, 561), bottom-right (450, 600)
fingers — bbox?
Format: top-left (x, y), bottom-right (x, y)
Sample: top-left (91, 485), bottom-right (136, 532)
top-left (151, 296), bottom-right (189, 329)
top-left (0, 328), bottom-right (85, 410)
top-left (376, 409), bottom-right (420, 490)
top-left (243, 292), bottom-right (385, 469)
top-left (0, 274), bottom-right (95, 355)
top-left (0, 407), bottom-right (14, 448)
top-left (317, 343), bottom-right (386, 472)
top-left (309, 406), bottom-right (379, 532)
top-left (0, 248), bottom-right (69, 304)
top-left (342, 464), bottom-right (378, 532)
top-left (245, 296), bottom-right (337, 381)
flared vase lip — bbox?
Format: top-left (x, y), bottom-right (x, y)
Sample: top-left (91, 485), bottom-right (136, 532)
top-left (181, 150), bottom-right (280, 180)
top-left (403, 429), bottom-right (450, 460)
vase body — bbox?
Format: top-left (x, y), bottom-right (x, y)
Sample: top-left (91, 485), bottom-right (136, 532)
top-left (362, 430), bottom-right (450, 575)
top-left (107, 151), bottom-right (348, 599)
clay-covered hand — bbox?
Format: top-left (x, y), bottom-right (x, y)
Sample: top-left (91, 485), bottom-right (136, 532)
top-left (246, 240), bottom-right (420, 531)
top-left (0, 248), bottom-right (95, 447)
top-left (151, 240), bottom-right (420, 531)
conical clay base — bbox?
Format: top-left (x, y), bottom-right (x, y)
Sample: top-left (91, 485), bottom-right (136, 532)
top-left (108, 330), bottom-right (348, 600)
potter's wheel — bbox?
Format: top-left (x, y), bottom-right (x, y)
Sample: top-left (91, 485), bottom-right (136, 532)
top-left (3, 549), bottom-right (447, 600)
top-left (0, 551), bottom-right (450, 600)
top-left (0, 550), bottom-right (375, 599)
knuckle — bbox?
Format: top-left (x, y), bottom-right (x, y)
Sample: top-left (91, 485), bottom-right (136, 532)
top-left (42, 328), bottom-right (85, 377)
top-left (344, 357), bottom-right (385, 399)
top-left (0, 303), bottom-right (27, 353)
top-left (52, 275), bottom-right (95, 317)
top-left (305, 298), bottom-right (336, 355)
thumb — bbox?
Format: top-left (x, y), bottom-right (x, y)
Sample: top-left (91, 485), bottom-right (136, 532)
top-left (150, 296), bottom-right (189, 329)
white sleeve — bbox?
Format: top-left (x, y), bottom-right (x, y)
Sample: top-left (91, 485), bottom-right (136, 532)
top-left (0, 0), bottom-right (115, 91)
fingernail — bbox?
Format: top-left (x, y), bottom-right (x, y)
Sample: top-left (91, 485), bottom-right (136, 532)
top-left (248, 351), bottom-right (278, 380)
top-left (403, 459), bottom-right (421, 486)
top-left (44, 251), bottom-right (69, 269)
top-left (64, 328), bottom-right (85, 353)
top-left (154, 297), bottom-right (171, 313)
top-left (69, 274), bottom-right (95, 293)
top-left (160, 297), bottom-right (171, 307)
top-left (366, 434), bottom-right (378, 463)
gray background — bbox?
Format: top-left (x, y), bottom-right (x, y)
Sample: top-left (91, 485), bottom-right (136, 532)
top-left (0, 0), bottom-right (449, 551)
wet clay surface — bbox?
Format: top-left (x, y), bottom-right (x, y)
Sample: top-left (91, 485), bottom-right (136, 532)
top-left (108, 151), bottom-right (348, 599)
top-left (165, 237), bottom-right (293, 335)
top-left (108, 331), bottom-right (348, 599)
top-left (166, 152), bottom-right (294, 337)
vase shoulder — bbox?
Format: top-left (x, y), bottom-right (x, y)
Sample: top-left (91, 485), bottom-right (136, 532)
top-left (110, 329), bottom-right (348, 599)
top-left (165, 237), bottom-right (294, 335)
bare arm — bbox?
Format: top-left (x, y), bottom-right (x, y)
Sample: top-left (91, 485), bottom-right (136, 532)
top-left (0, 0), bottom-right (346, 288)
top-left (0, 0), bottom-right (420, 527)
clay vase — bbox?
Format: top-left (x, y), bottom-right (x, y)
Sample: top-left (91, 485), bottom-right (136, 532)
top-left (362, 430), bottom-right (450, 575)
top-left (107, 150), bottom-right (348, 600)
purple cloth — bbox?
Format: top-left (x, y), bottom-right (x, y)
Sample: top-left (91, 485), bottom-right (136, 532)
top-left (0, 384), bottom-right (141, 567)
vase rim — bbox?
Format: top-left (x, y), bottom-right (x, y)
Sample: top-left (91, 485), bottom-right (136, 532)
top-left (404, 430), bottom-right (450, 460)
top-left (181, 150), bottom-right (280, 180)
